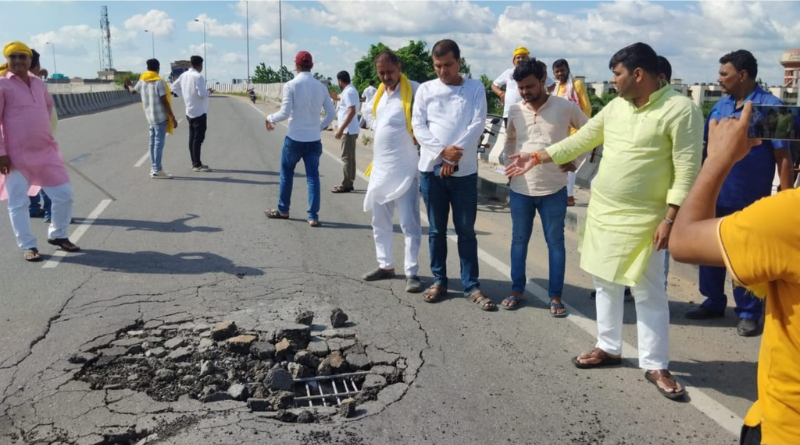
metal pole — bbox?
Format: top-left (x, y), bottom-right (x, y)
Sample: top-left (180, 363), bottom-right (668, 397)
top-left (48, 42), bottom-right (57, 75)
top-left (203, 22), bottom-right (207, 82)
top-left (246, 1), bottom-right (250, 83)
top-left (151, 32), bottom-right (155, 59)
top-left (279, 0), bottom-right (283, 82)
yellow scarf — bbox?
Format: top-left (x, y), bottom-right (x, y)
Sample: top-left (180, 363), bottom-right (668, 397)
top-left (373, 73), bottom-right (413, 136)
top-left (139, 71), bottom-right (174, 135)
top-left (366, 74), bottom-right (414, 178)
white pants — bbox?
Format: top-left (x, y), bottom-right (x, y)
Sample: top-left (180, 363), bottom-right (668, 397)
top-left (371, 177), bottom-right (421, 277)
top-left (567, 171), bottom-right (576, 197)
top-left (5, 170), bottom-right (72, 250)
top-left (594, 248), bottom-right (670, 370)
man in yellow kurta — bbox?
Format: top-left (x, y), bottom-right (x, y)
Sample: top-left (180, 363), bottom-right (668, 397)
top-left (505, 42), bottom-right (703, 400)
top-left (552, 59), bottom-right (592, 207)
top-left (671, 102), bottom-right (800, 445)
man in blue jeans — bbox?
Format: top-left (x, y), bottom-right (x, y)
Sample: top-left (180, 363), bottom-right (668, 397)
top-left (264, 51), bottom-right (335, 226)
top-left (411, 39), bottom-right (492, 310)
top-left (685, 49), bottom-right (793, 337)
top-left (500, 59), bottom-right (588, 316)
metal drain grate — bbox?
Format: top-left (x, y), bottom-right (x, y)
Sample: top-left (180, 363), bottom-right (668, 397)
top-left (293, 371), bottom-right (370, 407)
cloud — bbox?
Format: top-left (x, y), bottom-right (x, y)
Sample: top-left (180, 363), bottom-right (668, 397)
top-left (293, 0), bottom-right (495, 36)
top-left (188, 13), bottom-right (246, 39)
top-left (124, 10), bottom-right (176, 38)
top-left (257, 39), bottom-right (298, 62)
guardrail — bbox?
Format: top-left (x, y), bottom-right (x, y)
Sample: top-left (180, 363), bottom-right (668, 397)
top-left (46, 83), bottom-right (122, 94)
top-left (52, 90), bottom-right (140, 118)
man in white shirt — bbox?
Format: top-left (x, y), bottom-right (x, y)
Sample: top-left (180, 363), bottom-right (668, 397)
top-left (264, 51), bottom-right (335, 227)
top-left (171, 55), bottom-right (214, 172)
top-left (500, 59), bottom-right (589, 316)
top-left (361, 50), bottom-right (423, 293)
top-left (412, 39), bottom-right (493, 310)
top-left (492, 47), bottom-right (554, 127)
top-left (329, 71), bottom-right (360, 193)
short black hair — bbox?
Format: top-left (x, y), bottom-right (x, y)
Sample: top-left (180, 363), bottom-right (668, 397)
top-left (431, 39), bottom-right (460, 61)
top-left (719, 50), bottom-right (757, 80)
top-left (656, 55), bottom-right (672, 82)
top-left (337, 70), bottom-right (351, 84)
top-left (146, 58), bottom-right (160, 72)
top-left (368, 80), bottom-right (375, 86)
top-left (374, 50), bottom-right (400, 66)
top-left (552, 59), bottom-right (569, 70)
top-left (608, 42), bottom-right (658, 75)
top-left (30, 49), bottom-right (40, 69)
top-left (512, 58), bottom-right (545, 83)
top-left (190, 55), bottom-right (203, 68)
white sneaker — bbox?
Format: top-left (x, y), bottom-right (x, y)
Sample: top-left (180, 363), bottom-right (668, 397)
top-left (151, 170), bottom-right (173, 179)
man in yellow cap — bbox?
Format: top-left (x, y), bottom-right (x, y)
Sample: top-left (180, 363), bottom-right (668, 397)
top-left (492, 47), bottom-right (554, 127)
top-left (0, 41), bottom-right (79, 262)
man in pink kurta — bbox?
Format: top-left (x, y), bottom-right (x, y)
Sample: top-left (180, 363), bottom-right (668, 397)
top-left (0, 41), bottom-right (78, 261)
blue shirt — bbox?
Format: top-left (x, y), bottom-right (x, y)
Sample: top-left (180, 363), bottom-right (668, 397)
top-left (705, 86), bottom-right (786, 209)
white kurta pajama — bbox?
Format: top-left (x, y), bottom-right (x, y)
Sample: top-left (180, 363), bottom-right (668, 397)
top-left (363, 82), bottom-right (421, 277)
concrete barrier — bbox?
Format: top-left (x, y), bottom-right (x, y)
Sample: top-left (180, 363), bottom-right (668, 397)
top-left (50, 89), bottom-right (138, 118)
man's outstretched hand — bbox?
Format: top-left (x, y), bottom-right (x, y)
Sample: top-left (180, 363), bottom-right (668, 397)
top-left (504, 152), bottom-right (535, 177)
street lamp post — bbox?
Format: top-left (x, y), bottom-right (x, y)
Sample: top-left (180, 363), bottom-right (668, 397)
top-left (279, 0), bottom-right (283, 83)
top-left (45, 41), bottom-right (57, 75)
top-left (143, 30), bottom-right (155, 59)
top-left (194, 19), bottom-right (207, 81)
top-left (246, 1), bottom-right (250, 84)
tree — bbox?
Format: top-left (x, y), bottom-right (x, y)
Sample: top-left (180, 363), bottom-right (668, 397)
top-left (589, 92), bottom-right (617, 115)
top-left (480, 74), bottom-right (503, 115)
top-left (352, 40), bottom-right (472, 93)
top-left (252, 63), bottom-right (294, 83)
top-left (114, 71), bottom-right (141, 86)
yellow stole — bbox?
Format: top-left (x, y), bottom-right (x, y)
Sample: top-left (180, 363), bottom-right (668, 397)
top-left (139, 71), bottom-right (174, 134)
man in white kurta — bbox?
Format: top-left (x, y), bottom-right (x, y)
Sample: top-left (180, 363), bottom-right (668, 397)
top-left (361, 50), bottom-right (423, 293)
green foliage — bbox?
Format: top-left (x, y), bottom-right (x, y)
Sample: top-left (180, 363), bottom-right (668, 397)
top-left (114, 71), bottom-right (141, 85)
top-left (352, 40), bottom-right (472, 93)
top-left (480, 74), bottom-right (503, 115)
top-left (252, 63), bottom-right (294, 83)
top-left (701, 101), bottom-right (716, 119)
top-left (589, 92), bottom-right (617, 115)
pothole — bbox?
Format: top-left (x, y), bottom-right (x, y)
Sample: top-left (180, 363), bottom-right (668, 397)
top-left (71, 308), bottom-right (406, 424)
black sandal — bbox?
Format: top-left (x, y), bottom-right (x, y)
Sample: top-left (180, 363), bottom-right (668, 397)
top-left (422, 284), bottom-right (446, 303)
top-left (265, 209), bottom-right (290, 219)
top-left (47, 238), bottom-right (80, 252)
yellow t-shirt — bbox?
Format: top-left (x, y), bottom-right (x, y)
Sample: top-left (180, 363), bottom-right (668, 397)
top-left (717, 188), bottom-right (800, 445)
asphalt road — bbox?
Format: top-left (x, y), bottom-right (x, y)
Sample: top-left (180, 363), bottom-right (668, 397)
top-left (0, 95), bottom-right (760, 445)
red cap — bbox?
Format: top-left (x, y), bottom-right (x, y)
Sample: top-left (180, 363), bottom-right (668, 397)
top-left (295, 51), bottom-right (313, 65)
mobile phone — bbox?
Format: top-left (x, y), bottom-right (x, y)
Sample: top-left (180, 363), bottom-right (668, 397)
top-left (748, 104), bottom-right (800, 141)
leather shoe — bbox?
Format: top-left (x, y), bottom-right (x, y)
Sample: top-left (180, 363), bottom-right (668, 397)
top-left (685, 306), bottom-right (725, 320)
top-left (737, 318), bottom-right (759, 337)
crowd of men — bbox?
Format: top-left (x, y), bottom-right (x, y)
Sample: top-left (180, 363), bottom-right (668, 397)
top-left (1, 37), bottom-right (798, 444)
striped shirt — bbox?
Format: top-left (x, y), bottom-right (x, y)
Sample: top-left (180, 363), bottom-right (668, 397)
top-left (134, 78), bottom-right (167, 125)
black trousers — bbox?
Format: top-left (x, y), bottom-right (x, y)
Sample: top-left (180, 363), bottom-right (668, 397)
top-left (188, 113), bottom-right (208, 167)
top-left (740, 424), bottom-right (761, 445)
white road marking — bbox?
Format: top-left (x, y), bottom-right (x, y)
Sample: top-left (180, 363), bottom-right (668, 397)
top-left (133, 119), bottom-right (183, 168)
top-left (42, 199), bottom-right (113, 269)
top-left (249, 97), bottom-right (744, 436)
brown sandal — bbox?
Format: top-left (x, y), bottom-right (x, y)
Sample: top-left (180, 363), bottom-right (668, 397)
top-left (47, 238), bottom-right (80, 252)
top-left (645, 370), bottom-right (686, 400)
top-left (265, 209), bottom-right (290, 219)
top-left (571, 347), bottom-right (622, 369)
top-left (23, 248), bottom-right (41, 262)
top-left (467, 290), bottom-right (497, 311)
top-left (422, 284), bottom-right (446, 303)
top-left (331, 185), bottom-right (353, 193)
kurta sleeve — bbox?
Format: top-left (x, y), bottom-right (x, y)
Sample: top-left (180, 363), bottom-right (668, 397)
top-left (575, 80), bottom-right (592, 118)
top-left (666, 103), bottom-right (703, 206)
top-left (267, 83), bottom-right (293, 123)
top-left (546, 103), bottom-right (606, 164)
top-left (412, 85), bottom-right (446, 158)
top-left (0, 87), bottom-right (5, 156)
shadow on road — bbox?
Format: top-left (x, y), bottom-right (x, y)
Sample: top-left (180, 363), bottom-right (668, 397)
top-left (58, 249), bottom-right (264, 276)
top-left (171, 176), bottom-right (277, 186)
top-left (73, 214), bottom-right (222, 233)
top-left (208, 169), bottom-right (280, 176)
top-left (670, 359), bottom-right (758, 403)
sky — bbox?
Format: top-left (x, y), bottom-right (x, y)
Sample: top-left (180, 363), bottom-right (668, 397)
top-left (2, 1), bottom-right (799, 86)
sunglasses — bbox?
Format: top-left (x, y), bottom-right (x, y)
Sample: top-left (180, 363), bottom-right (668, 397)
top-left (8, 54), bottom-right (30, 61)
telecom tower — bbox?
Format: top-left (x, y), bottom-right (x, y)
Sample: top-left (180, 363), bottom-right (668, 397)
top-left (100, 5), bottom-right (113, 71)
